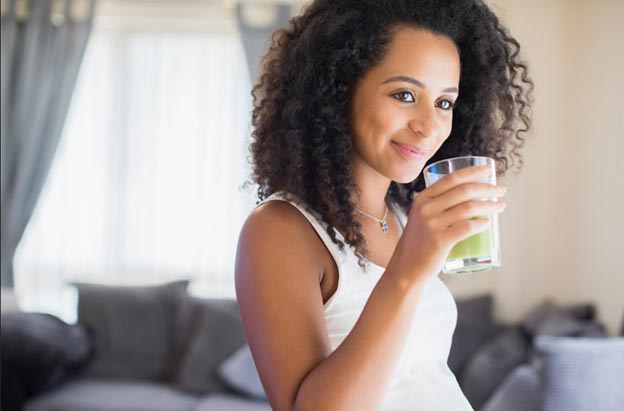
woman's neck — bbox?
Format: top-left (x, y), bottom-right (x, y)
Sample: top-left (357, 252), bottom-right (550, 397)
top-left (350, 157), bottom-right (393, 218)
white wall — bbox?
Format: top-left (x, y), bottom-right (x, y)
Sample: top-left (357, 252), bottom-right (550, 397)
top-left (446, 0), bottom-right (624, 336)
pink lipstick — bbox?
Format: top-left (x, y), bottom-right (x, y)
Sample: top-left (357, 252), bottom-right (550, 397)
top-left (392, 141), bottom-right (428, 160)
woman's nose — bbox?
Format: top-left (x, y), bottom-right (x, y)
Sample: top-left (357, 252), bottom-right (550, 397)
top-left (407, 105), bottom-right (440, 139)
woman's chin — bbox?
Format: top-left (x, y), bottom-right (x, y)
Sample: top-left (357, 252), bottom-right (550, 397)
top-left (392, 175), bottom-right (421, 185)
top-left (390, 168), bottom-right (425, 185)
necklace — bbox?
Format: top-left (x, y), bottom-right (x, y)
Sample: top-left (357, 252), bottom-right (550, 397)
top-left (355, 204), bottom-right (389, 234)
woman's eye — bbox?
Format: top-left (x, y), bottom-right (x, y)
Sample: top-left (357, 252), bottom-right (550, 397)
top-left (392, 91), bottom-right (415, 103)
top-left (437, 99), bottom-right (455, 111)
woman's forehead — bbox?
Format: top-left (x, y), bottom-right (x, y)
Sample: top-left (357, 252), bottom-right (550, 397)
top-left (365, 27), bottom-right (461, 88)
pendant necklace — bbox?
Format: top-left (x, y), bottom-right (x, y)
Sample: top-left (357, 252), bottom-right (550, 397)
top-left (355, 204), bottom-right (389, 234)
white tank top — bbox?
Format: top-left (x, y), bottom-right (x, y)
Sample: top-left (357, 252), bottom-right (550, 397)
top-left (258, 191), bottom-right (474, 411)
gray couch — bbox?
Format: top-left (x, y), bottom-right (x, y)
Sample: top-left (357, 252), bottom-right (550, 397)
top-left (5, 284), bottom-right (623, 411)
top-left (449, 296), bottom-right (624, 411)
top-left (20, 281), bottom-right (271, 411)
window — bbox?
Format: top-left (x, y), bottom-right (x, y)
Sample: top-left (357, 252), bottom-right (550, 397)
top-left (14, 4), bottom-right (255, 322)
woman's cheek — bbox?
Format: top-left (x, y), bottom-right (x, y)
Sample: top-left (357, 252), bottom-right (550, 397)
top-left (372, 109), bottom-right (405, 138)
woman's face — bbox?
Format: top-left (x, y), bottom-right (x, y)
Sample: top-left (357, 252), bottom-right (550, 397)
top-left (348, 27), bottom-right (461, 184)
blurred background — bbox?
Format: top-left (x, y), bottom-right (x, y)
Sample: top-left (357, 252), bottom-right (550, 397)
top-left (2, 0), bottom-right (623, 410)
top-left (3, 0), bottom-right (622, 334)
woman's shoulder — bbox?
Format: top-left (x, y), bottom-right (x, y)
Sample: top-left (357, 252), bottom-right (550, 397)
top-left (249, 191), bottom-right (325, 234)
top-left (248, 196), bottom-right (310, 234)
top-left (239, 194), bottom-right (331, 278)
top-left (248, 191), bottom-right (311, 230)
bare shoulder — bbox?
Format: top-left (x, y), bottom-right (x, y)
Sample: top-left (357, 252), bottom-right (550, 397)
top-left (235, 199), bottom-right (333, 410)
top-left (237, 200), bottom-right (330, 283)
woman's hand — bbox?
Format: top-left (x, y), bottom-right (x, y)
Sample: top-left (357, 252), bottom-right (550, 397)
top-left (388, 164), bottom-right (506, 282)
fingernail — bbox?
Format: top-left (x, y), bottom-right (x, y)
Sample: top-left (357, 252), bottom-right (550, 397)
top-left (496, 185), bottom-right (506, 194)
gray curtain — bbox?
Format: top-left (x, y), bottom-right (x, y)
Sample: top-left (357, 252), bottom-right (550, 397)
top-left (235, 3), bottom-right (293, 84)
top-left (0, 0), bottom-right (95, 287)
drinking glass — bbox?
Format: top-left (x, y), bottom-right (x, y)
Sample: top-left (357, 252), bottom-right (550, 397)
top-left (423, 156), bottom-right (501, 274)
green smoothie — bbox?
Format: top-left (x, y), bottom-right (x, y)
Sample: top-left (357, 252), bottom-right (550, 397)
top-left (424, 156), bottom-right (501, 274)
top-left (448, 226), bottom-right (492, 261)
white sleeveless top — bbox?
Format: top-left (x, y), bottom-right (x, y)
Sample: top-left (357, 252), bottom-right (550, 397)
top-left (257, 192), bottom-right (474, 411)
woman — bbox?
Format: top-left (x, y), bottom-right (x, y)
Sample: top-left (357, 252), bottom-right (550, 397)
top-left (235, 0), bottom-right (533, 410)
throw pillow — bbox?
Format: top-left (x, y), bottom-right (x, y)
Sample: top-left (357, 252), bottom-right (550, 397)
top-left (217, 343), bottom-right (267, 400)
top-left (521, 301), bottom-right (606, 338)
top-left (1, 312), bottom-right (92, 411)
top-left (74, 280), bottom-right (189, 381)
top-left (174, 297), bottom-right (247, 394)
top-left (448, 294), bottom-right (505, 376)
top-left (169, 296), bottom-right (240, 378)
top-left (535, 336), bottom-right (624, 411)
top-left (459, 328), bottom-right (529, 409)
top-left (480, 364), bottom-right (540, 411)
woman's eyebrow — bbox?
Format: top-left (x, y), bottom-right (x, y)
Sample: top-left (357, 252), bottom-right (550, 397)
top-left (382, 75), bottom-right (458, 93)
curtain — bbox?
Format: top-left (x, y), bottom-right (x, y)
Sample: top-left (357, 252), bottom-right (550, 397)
top-left (13, 11), bottom-right (255, 321)
top-left (235, 3), bottom-right (293, 83)
top-left (1, 0), bottom-right (95, 287)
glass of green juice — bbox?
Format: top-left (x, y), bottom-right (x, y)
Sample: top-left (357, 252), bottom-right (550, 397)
top-left (423, 156), bottom-right (501, 274)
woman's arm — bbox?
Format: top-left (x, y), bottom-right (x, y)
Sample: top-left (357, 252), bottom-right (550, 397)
top-left (292, 260), bottom-right (427, 411)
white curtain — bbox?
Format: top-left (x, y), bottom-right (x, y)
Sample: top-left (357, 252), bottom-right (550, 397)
top-left (13, 15), bottom-right (256, 322)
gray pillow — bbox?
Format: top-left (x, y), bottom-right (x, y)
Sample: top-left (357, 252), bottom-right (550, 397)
top-left (217, 344), bottom-right (267, 400)
top-left (168, 296), bottom-right (239, 380)
top-left (522, 301), bottom-right (606, 338)
top-left (481, 364), bottom-right (540, 411)
top-left (75, 280), bottom-right (189, 380)
top-left (459, 328), bottom-right (529, 409)
top-left (174, 297), bottom-right (247, 394)
top-left (535, 336), bottom-right (624, 411)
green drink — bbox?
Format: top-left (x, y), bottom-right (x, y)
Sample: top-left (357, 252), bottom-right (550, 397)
top-left (424, 156), bottom-right (501, 274)
top-left (446, 219), bottom-right (498, 274)
top-left (448, 227), bottom-right (491, 261)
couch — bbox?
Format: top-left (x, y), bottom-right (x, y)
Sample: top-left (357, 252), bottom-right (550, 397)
top-left (448, 295), bottom-right (624, 411)
top-left (2, 282), bottom-right (623, 411)
top-left (2, 281), bottom-right (271, 411)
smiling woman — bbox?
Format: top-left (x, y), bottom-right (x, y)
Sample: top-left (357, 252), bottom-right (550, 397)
top-left (235, 0), bottom-right (532, 410)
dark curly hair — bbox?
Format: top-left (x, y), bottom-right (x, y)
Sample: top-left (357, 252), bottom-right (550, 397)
top-left (248, 0), bottom-right (533, 266)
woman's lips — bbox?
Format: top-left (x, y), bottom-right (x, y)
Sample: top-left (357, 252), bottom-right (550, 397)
top-left (392, 141), bottom-right (428, 160)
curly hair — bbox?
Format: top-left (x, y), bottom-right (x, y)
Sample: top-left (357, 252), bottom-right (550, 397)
top-left (248, 0), bottom-right (533, 266)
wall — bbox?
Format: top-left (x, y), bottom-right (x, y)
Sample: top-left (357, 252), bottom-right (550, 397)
top-left (445, 0), bottom-right (624, 336)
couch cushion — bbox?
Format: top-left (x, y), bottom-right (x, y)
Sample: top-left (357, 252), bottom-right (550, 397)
top-left (193, 393), bottom-right (270, 411)
top-left (521, 301), bottom-right (606, 338)
top-left (75, 280), bottom-right (189, 381)
top-left (217, 344), bottom-right (266, 400)
top-left (535, 336), bottom-right (624, 411)
top-left (459, 328), bottom-right (529, 409)
top-left (448, 294), bottom-right (505, 376)
top-left (24, 378), bottom-right (198, 411)
top-left (175, 297), bottom-right (247, 394)
top-left (480, 364), bottom-right (540, 411)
